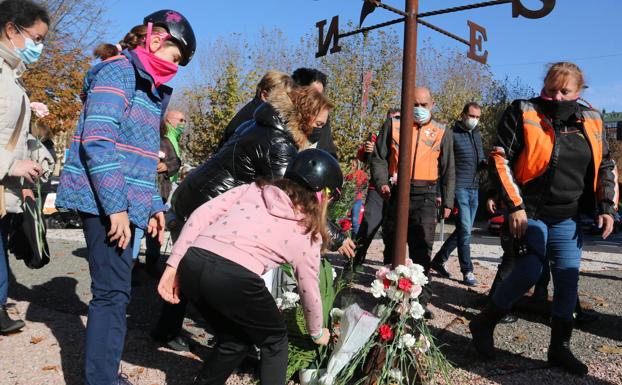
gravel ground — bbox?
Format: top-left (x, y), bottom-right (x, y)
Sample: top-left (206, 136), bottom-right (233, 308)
top-left (0, 228), bottom-right (621, 385)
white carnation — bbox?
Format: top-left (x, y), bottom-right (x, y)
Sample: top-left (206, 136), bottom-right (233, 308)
top-left (409, 263), bottom-right (425, 276)
top-left (395, 265), bottom-right (411, 278)
top-left (330, 308), bottom-right (344, 320)
top-left (386, 270), bottom-right (399, 281)
top-left (399, 333), bottom-right (416, 349)
top-left (417, 334), bottom-right (431, 353)
top-left (280, 291), bottom-right (300, 310)
top-left (387, 287), bottom-right (404, 301)
top-left (371, 279), bottom-right (386, 298)
top-left (410, 301), bottom-right (425, 320)
top-left (388, 368), bottom-right (403, 381)
top-left (410, 271), bottom-right (429, 286)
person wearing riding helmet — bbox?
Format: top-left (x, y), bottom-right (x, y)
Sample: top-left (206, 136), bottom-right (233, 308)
top-left (158, 149), bottom-right (340, 385)
top-left (55, 9), bottom-right (196, 385)
top-left (152, 85), bottom-right (355, 351)
top-left (470, 62), bottom-right (617, 376)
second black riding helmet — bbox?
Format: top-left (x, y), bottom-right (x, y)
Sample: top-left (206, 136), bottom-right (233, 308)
top-left (285, 149), bottom-right (343, 193)
top-left (144, 9), bottom-right (196, 66)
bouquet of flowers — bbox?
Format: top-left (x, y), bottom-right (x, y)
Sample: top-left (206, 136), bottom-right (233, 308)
top-left (322, 260), bottom-right (452, 385)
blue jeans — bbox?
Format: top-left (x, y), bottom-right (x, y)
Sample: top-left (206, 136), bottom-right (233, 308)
top-left (492, 217), bottom-right (582, 320)
top-left (81, 214), bottom-right (133, 385)
top-left (434, 188), bottom-right (478, 274)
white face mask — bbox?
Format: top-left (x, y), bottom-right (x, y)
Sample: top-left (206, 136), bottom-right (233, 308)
top-left (463, 118), bottom-right (479, 131)
top-left (413, 107), bottom-right (431, 125)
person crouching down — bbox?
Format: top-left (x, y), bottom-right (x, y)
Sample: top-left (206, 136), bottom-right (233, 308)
top-left (157, 149), bottom-right (340, 385)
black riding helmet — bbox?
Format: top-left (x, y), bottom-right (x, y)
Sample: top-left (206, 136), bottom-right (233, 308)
top-left (285, 149), bottom-right (343, 195)
top-left (144, 10), bottom-right (196, 66)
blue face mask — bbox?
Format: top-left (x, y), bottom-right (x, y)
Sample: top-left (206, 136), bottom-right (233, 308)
top-left (413, 106), bottom-right (431, 125)
top-left (15, 37), bottom-right (43, 64)
top-left (11, 27), bottom-right (44, 65)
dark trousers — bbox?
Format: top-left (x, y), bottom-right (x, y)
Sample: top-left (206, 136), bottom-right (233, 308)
top-left (382, 186), bottom-right (437, 305)
top-left (489, 222), bottom-right (515, 297)
top-left (353, 189), bottom-right (386, 266)
top-left (179, 248), bottom-right (288, 385)
top-left (144, 233), bottom-right (161, 268)
top-left (153, 216), bottom-right (187, 340)
top-left (145, 197), bottom-right (167, 268)
top-left (81, 214), bottom-right (133, 385)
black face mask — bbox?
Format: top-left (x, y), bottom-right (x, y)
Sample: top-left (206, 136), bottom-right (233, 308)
top-left (540, 99), bottom-right (579, 122)
top-left (308, 127), bottom-right (322, 144)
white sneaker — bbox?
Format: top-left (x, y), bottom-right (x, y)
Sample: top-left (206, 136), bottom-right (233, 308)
top-left (463, 272), bottom-right (478, 286)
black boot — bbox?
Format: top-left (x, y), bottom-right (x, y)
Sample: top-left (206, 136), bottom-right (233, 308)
top-left (547, 317), bottom-right (588, 376)
top-left (0, 305), bottom-right (25, 334)
top-left (469, 302), bottom-right (508, 359)
top-left (575, 298), bottom-right (600, 325)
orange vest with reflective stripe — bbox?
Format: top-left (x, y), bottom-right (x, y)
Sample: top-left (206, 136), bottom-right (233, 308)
top-left (388, 119), bottom-right (446, 182)
top-left (514, 103), bottom-right (603, 189)
top-left (494, 101), bottom-right (605, 208)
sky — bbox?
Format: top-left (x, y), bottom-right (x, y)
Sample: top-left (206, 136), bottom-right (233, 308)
top-left (103, 0), bottom-right (622, 112)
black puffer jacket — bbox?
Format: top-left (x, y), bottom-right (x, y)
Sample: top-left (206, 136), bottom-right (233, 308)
top-left (172, 91), bottom-right (346, 248)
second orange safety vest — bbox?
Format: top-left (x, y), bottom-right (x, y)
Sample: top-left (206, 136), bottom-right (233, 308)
top-left (388, 119), bottom-right (447, 182)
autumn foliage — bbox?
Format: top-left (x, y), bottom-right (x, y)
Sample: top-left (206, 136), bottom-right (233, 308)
top-left (22, 40), bottom-right (91, 138)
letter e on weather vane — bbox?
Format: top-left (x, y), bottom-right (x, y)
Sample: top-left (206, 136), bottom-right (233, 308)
top-left (316, 16), bottom-right (341, 58)
top-left (467, 21), bottom-right (488, 65)
top-left (512, 0), bottom-right (556, 19)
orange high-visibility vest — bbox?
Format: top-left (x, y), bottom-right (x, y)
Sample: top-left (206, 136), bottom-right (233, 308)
top-left (492, 101), bottom-right (605, 208)
top-left (388, 119), bottom-right (446, 182)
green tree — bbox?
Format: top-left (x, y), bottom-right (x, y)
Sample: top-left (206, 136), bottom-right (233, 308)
top-left (184, 59), bottom-right (247, 164)
top-left (315, 26), bottom-right (402, 161)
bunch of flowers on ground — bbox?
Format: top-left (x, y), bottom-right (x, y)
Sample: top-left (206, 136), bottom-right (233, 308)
top-left (325, 260), bottom-right (452, 385)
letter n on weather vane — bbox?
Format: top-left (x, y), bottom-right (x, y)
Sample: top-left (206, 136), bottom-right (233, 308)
top-left (316, 16), bottom-right (341, 58)
top-left (467, 20), bottom-right (488, 65)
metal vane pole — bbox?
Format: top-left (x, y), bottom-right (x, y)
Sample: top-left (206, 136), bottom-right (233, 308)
top-left (392, 0), bottom-right (419, 268)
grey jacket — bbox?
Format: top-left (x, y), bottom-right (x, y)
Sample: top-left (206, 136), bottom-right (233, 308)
top-left (0, 43), bottom-right (54, 214)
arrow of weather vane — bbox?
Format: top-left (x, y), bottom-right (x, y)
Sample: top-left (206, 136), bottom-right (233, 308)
top-left (315, 0), bottom-right (556, 64)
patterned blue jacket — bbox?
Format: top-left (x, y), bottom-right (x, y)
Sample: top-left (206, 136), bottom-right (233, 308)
top-left (56, 50), bottom-right (171, 229)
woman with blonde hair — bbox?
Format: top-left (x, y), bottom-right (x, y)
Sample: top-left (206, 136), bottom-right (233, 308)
top-left (471, 62), bottom-right (617, 376)
top-left (219, 70), bottom-right (294, 146)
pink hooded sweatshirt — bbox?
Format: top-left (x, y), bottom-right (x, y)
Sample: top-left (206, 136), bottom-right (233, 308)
top-left (167, 183), bottom-right (323, 335)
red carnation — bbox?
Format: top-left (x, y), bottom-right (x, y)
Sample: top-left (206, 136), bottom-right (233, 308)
top-left (338, 218), bottom-right (352, 232)
top-left (397, 278), bottom-right (413, 292)
top-left (379, 324), bottom-right (394, 341)
top-left (371, 133), bottom-right (377, 142)
top-left (383, 278), bottom-right (391, 289)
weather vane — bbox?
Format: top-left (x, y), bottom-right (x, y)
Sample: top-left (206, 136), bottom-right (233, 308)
top-left (314, 0), bottom-right (556, 267)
